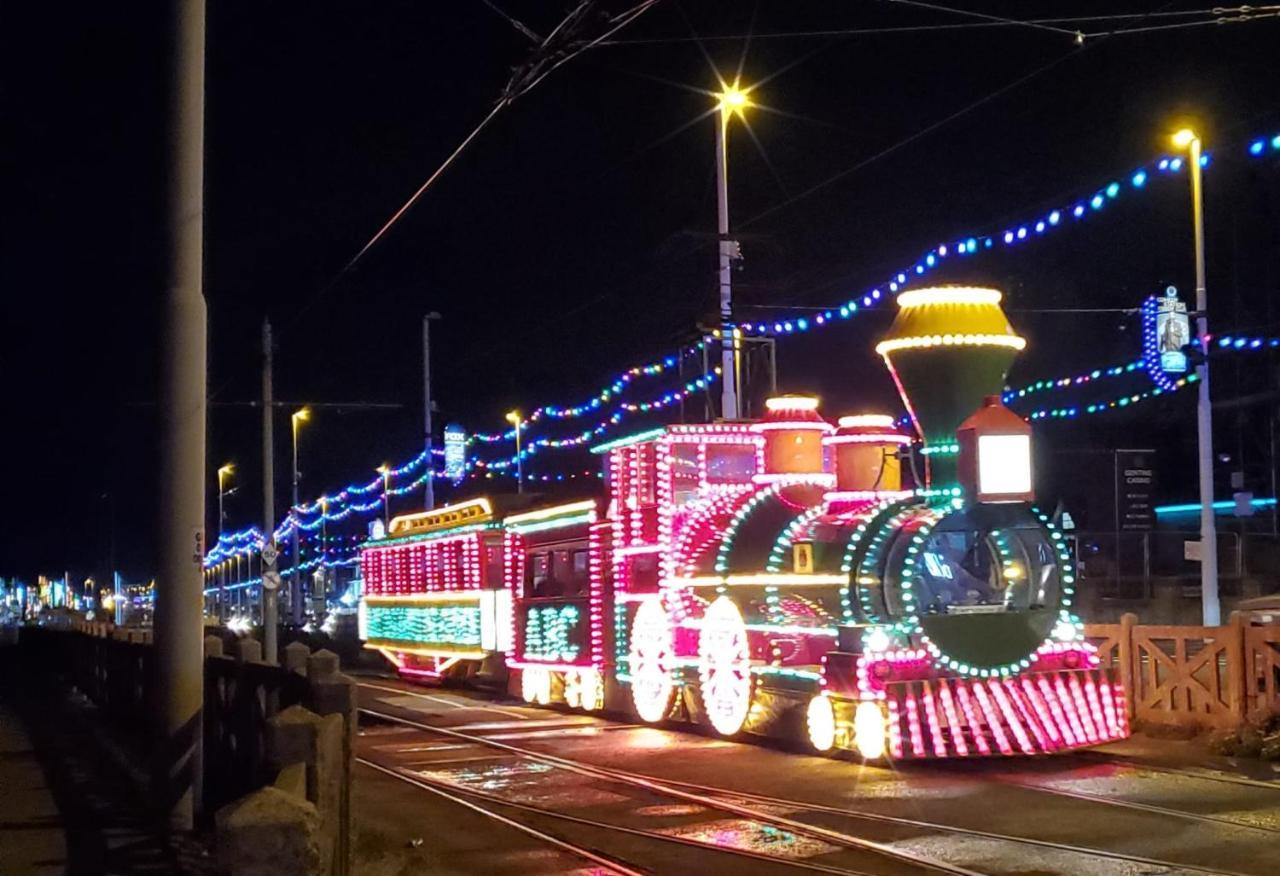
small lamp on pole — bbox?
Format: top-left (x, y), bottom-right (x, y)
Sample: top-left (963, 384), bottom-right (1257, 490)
top-left (505, 410), bottom-right (524, 494)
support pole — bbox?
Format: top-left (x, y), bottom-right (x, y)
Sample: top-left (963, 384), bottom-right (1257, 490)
top-left (423, 314), bottom-right (438, 510)
top-left (715, 113), bottom-right (738, 420)
top-left (153, 0), bottom-right (206, 831)
top-left (261, 319), bottom-right (278, 662)
top-left (1189, 136), bottom-right (1220, 625)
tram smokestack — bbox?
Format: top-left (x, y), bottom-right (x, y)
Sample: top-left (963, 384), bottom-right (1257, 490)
top-left (875, 287), bottom-right (1025, 479)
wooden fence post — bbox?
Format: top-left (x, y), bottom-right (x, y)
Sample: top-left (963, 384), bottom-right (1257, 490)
top-left (1119, 612), bottom-right (1138, 719)
top-left (1226, 611), bottom-right (1247, 721)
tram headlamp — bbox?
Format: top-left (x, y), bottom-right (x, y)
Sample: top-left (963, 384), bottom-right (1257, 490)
top-left (854, 701), bottom-right (887, 760)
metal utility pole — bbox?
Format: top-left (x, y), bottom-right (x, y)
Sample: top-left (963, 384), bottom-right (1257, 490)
top-left (261, 319), bottom-right (278, 662)
top-left (423, 313), bottom-right (441, 510)
top-left (153, 0), bottom-right (206, 831)
top-left (715, 107), bottom-right (739, 420)
top-left (1183, 131), bottom-right (1220, 625)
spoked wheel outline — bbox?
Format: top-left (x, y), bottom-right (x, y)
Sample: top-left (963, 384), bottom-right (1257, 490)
top-left (628, 597), bottom-right (676, 723)
top-left (564, 667), bottom-right (603, 711)
top-left (697, 596), bottom-right (753, 736)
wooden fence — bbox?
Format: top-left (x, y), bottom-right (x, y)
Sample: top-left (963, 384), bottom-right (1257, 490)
top-left (1084, 613), bottom-right (1280, 729)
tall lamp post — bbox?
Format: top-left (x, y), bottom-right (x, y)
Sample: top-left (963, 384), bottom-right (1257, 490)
top-left (216, 463), bottom-right (233, 622)
top-left (377, 464), bottom-right (391, 529)
top-left (290, 406), bottom-right (310, 624)
top-left (216, 463), bottom-right (234, 537)
top-left (1173, 128), bottom-right (1219, 625)
top-left (506, 410), bottom-right (524, 494)
top-left (715, 83), bottom-right (750, 420)
top-left (423, 312), bottom-right (441, 510)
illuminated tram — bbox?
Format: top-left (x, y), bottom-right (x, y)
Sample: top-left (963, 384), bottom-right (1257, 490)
top-left (358, 286), bottom-right (1130, 759)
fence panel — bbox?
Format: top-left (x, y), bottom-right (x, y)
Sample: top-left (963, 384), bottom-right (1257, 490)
top-left (1244, 625), bottom-right (1280, 718)
top-left (1125, 622), bottom-right (1244, 728)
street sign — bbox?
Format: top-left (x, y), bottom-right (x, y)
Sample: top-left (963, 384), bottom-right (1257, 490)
top-left (192, 528), bottom-right (205, 565)
top-left (261, 543), bottom-right (278, 567)
top-left (1234, 491), bottom-right (1256, 517)
top-left (262, 570), bottom-right (283, 591)
top-left (1184, 540), bottom-right (1202, 562)
top-left (1114, 449), bottom-right (1156, 531)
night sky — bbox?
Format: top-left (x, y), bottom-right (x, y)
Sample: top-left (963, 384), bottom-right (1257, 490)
top-left (4, 2), bottom-right (1279, 580)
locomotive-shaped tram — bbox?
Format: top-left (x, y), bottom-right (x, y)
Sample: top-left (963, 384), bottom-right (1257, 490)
top-left (358, 287), bottom-right (1130, 759)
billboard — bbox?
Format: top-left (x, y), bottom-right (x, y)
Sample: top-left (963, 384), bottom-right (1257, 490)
top-left (1156, 287), bottom-right (1190, 374)
top-left (443, 422), bottom-right (467, 482)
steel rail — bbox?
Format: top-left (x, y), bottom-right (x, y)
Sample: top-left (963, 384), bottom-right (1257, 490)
top-left (359, 695), bottom-right (1261, 876)
top-left (358, 704), bottom-right (982, 876)
top-left (357, 756), bottom-right (646, 876)
top-left (644, 773), bottom-right (1254, 876)
top-left (357, 754), bottom-right (877, 875)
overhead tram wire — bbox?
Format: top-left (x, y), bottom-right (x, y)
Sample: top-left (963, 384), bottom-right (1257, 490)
top-left (277, 0), bottom-right (663, 341)
top-left (885, 0), bottom-right (1082, 40)
top-left (598, 7), bottom-right (1276, 45)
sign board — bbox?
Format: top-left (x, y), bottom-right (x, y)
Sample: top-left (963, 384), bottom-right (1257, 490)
top-left (1115, 449), bottom-right (1156, 531)
top-left (262, 571), bottom-right (283, 591)
top-left (1156, 287), bottom-right (1190, 374)
top-left (444, 423), bottom-right (467, 482)
top-left (1184, 539), bottom-right (1202, 562)
top-left (192, 528), bottom-right (205, 565)
top-left (261, 543), bottom-right (278, 567)
top-left (1234, 491), bottom-right (1256, 517)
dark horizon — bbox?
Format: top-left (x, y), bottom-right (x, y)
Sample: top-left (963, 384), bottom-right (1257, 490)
top-left (4, 1), bottom-right (1279, 580)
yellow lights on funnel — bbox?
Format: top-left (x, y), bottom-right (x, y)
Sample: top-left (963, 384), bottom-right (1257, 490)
top-left (1172, 128), bottom-right (1198, 149)
top-left (764, 395), bottom-right (820, 413)
top-left (896, 287), bottom-right (1003, 308)
top-left (837, 414), bottom-right (896, 429)
top-left (875, 334), bottom-right (1027, 356)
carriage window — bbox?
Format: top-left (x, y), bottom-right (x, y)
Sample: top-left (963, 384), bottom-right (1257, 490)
top-left (628, 553), bottom-right (659, 592)
top-left (671, 444), bottom-right (700, 505)
top-left (705, 445), bottom-right (757, 483)
top-left (572, 550), bottom-right (589, 590)
top-left (528, 553), bottom-right (550, 597)
top-left (485, 544), bottom-right (505, 589)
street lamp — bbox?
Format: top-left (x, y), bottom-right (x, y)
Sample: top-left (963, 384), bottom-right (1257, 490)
top-left (377, 464), bottom-right (391, 528)
top-left (714, 82), bottom-right (751, 420)
top-left (1172, 127), bottom-right (1220, 625)
top-left (506, 410), bottom-right (524, 494)
top-left (216, 463), bottom-right (234, 537)
top-left (215, 463), bottom-right (234, 622)
top-left (290, 406), bottom-right (310, 623)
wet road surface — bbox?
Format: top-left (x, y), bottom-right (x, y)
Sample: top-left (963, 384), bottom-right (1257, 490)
top-left (353, 677), bottom-right (1280, 875)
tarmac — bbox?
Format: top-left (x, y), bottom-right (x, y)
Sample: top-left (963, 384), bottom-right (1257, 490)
top-left (0, 698), bottom-right (67, 872)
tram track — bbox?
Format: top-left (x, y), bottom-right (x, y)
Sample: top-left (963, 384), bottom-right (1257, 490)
top-left (358, 700), bottom-right (1261, 876)
top-left (358, 755), bottom-right (878, 875)
top-left (359, 705), bottom-right (980, 876)
top-left (1070, 750), bottom-right (1280, 792)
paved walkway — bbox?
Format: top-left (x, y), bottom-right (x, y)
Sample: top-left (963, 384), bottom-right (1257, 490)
top-left (0, 699), bottom-right (67, 872)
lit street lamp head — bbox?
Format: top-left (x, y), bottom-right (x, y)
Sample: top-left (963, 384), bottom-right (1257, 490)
top-left (505, 410), bottom-right (522, 426)
top-left (1172, 128), bottom-right (1198, 149)
top-left (716, 84), bottom-right (750, 117)
top-left (217, 463), bottom-right (234, 480)
top-left (292, 407), bottom-right (311, 425)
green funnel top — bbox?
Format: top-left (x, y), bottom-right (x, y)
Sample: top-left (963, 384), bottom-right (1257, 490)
top-left (876, 287), bottom-right (1025, 472)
